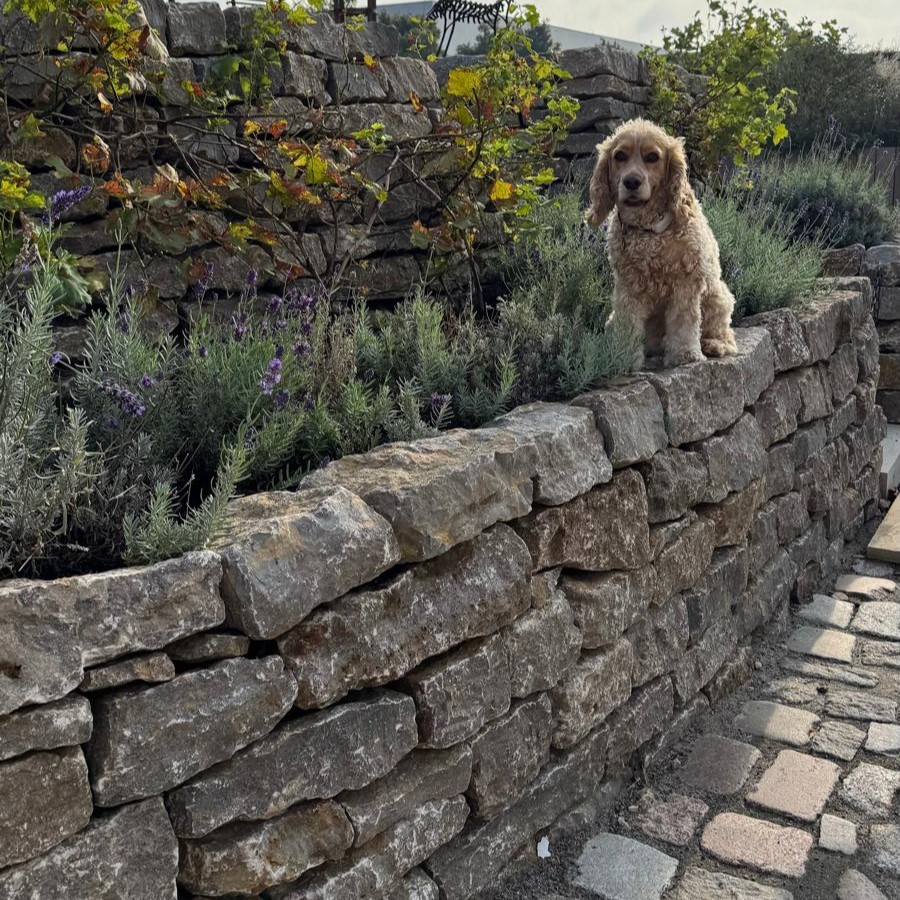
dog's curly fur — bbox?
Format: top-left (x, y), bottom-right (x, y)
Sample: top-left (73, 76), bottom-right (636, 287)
top-left (585, 118), bottom-right (738, 369)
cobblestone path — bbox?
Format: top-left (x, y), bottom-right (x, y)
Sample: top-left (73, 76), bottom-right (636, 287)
top-left (478, 541), bottom-right (900, 900)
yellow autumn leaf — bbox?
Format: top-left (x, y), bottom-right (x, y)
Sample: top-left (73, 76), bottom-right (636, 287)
top-left (97, 91), bottom-right (113, 114)
top-left (446, 68), bottom-right (482, 100)
top-left (305, 154), bottom-right (330, 185)
top-left (363, 53), bottom-right (376, 70)
top-left (772, 122), bottom-right (789, 145)
top-left (489, 180), bottom-right (515, 202)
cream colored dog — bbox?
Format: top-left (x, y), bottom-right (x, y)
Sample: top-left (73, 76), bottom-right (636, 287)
top-left (585, 118), bottom-right (738, 369)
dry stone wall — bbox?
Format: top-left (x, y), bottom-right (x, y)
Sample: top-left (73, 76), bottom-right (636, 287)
top-left (0, 278), bottom-right (884, 900)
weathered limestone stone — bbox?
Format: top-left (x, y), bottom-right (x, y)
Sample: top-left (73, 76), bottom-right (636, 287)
top-left (673, 614), bottom-right (739, 703)
top-left (606, 677), bottom-right (674, 766)
top-left (627, 596), bottom-right (689, 686)
top-left (467, 694), bottom-right (553, 819)
top-left (691, 414), bottom-right (767, 504)
top-left (753, 375), bottom-right (802, 446)
top-left (828, 341), bottom-right (859, 402)
top-left (701, 812), bottom-right (813, 877)
top-left (424, 726), bottom-right (608, 900)
top-left (674, 867), bottom-right (793, 899)
top-left (699, 478), bottom-right (765, 548)
top-left (378, 57), bottom-right (440, 102)
top-left (269, 797), bottom-right (469, 900)
top-left (166, 690), bottom-right (418, 838)
top-left (825, 689), bottom-right (897, 723)
top-left (341, 745), bottom-right (472, 846)
top-left (678, 734), bottom-right (760, 795)
top-left (766, 441), bottom-right (796, 499)
top-left (0, 551), bottom-right (223, 716)
top-left (866, 722), bottom-right (900, 755)
top-left (572, 380), bottom-right (668, 467)
top-left (861, 639), bottom-right (900, 669)
top-left (626, 790), bottom-right (709, 848)
top-left (735, 700), bottom-right (819, 746)
top-left (822, 244), bottom-right (865, 277)
top-left (402, 635), bottom-right (510, 748)
top-left (747, 749), bottom-right (841, 822)
top-left (654, 514), bottom-right (716, 604)
top-left (79, 651), bottom-right (175, 692)
top-left (500, 585), bottom-right (581, 695)
top-left (827, 395), bottom-right (859, 442)
top-left (178, 800), bottom-right (354, 896)
top-left (304, 430), bottom-right (532, 562)
top-left (792, 419), bottom-right (828, 468)
top-left (0, 695), bottom-right (92, 762)
top-left (86, 656), bottom-right (297, 807)
top-left (279, 525), bottom-right (531, 709)
top-left (870, 824), bottom-right (900, 877)
top-left (856, 320), bottom-right (881, 383)
top-left (819, 813), bottom-right (858, 855)
top-left (642, 694), bottom-right (709, 772)
top-left (785, 626), bottom-right (855, 663)
top-left (851, 602), bottom-right (900, 640)
top-left (562, 565), bottom-right (657, 649)
top-left (798, 293), bottom-right (850, 363)
top-left (839, 762), bottom-right (900, 818)
top-left (324, 102), bottom-right (433, 140)
top-left (749, 502), bottom-right (779, 576)
top-left (573, 833), bottom-right (678, 899)
top-left (737, 550), bottom-right (797, 639)
top-left (866, 243), bottom-right (900, 285)
top-left (637, 447), bottom-right (708, 522)
top-left (797, 594), bottom-right (855, 629)
top-left (837, 869), bottom-right (888, 900)
top-left (704, 645), bottom-right (755, 703)
top-left (214, 487), bottom-right (400, 640)
top-left (385, 869), bottom-right (440, 900)
top-left (773, 492), bottom-right (811, 545)
top-left (0, 797), bottom-right (177, 900)
top-left (0, 747), bottom-right (93, 869)
top-left (515, 469), bottom-right (651, 571)
top-left (743, 308), bottom-right (810, 372)
top-left (165, 632), bottom-right (250, 663)
top-left (549, 638), bottom-right (633, 748)
top-left (328, 61), bottom-right (388, 102)
top-left (166, 1), bottom-right (227, 55)
top-left (482, 402), bottom-right (612, 504)
top-left (781, 656), bottom-right (878, 688)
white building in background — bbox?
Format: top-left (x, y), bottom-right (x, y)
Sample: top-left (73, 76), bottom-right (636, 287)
top-left (377, 0), bottom-right (644, 54)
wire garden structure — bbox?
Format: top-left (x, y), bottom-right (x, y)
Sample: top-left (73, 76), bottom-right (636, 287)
top-left (426, 0), bottom-right (512, 57)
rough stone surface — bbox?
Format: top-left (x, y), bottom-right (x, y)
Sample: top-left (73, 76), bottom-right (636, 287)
top-left (0, 551), bottom-right (224, 715)
top-left (0, 695), bottom-right (92, 762)
top-left (780, 656), bottom-right (877, 688)
top-left (572, 380), bottom-right (668, 468)
top-left (743, 308), bottom-right (810, 373)
top-left (304, 429), bottom-right (533, 562)
top-left (653, 514), bottom-right (716, 601)
top-left (673, 614), bottom-right (738, 703)
top-left (738, 551), bottom-right (798, 639)
top-left (700, 812), bottom-right (814, 878)
top-left (819, 813), bottom-right (858, 855)
top-left (0, 746), bottom-right (93, 869)
top-left (870, 824), bottom-right (900, 877)
top-left (165, 632), bottom-right (250, 663)
top-left (214, 487), bottom-right (400, 639)
top-left (515, 469), bottom-right (651, 571)
top-left (685, 546), bottom-right (749, 640)
top-left (810, 720), bottom-right (866, 761)
top-left (627, 596), bottom-right (690, 686)
top-left (785, 625), bottom-right (856, 662)
top-left (746, 749), bottom-right (841, 822)
top-left (700, 479), bottom-right (765, 548)
top-left (467, 695), bottom-right (552, 819)
top-left (637, 447), bottom-right (708, 522)
top-left (167, 1), bottom-right (227, 55)
top-left (839, 763), bottom-right (900, 818)
top-left (851, 602), bottom-right (900, 640)
top-left (797, 594), bottom-right (855, 629)
top-left (866, 722), bottom-right (900, 755)
top-left (734, 700), bottom-right (819, 746)
top-left (166, 690), bottom-right (418, 838)
top-left (85, 656), bottom-right (297, 807)
top-left (385, 869), bottom-right (440, 900)
top-left (500, 586), bottom-right (581, 696)
top-left (79, 651), bottom-right (175, 692)
top-left (861, 639), bottom-right (900, 669)
top-left (704, 645), bottom-right (755, 703)
top-left (677, 734), bottom-right (761, 796)
top-left (402, 634), bottom-right (511, 748)
top-left (279, 524), bottom-right (531, 708)
top-left (626, 790), bottom-right (709, 847)
top-left (0, 797), bottom-right (178, 900)
top-left (573, 833), bottom-right (678, 900)
top-left (549, 638), bottom-right (633, 748)
top-left (825, 689), bottom-right (897, 723)
top-left (837, 869), bottom-right (888, 900)
top-left (835, 573), bottom-right (896, 598)
top-left (692, 414), bottom-right (767, 504)
top-left (270, 796), bottom-right (469, 900)
top-left (673, 867), bottom-right (794, 899)
top-left (341, 745), bottom-right (472, 845)
top-left (606, 677), bottom-right (674, 767)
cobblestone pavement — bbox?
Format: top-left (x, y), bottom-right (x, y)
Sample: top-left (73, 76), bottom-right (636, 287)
top-left (478, 527), bottom-right (900, 900)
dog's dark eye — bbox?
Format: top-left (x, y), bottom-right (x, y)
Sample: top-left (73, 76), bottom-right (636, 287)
top-left (645, 152), bottom-right (660, 163)
top-left (614, 150), bottom-right (628, 162)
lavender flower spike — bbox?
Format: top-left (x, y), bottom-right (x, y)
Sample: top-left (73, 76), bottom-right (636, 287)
top-left (43, 184), bottom-right (93, 224)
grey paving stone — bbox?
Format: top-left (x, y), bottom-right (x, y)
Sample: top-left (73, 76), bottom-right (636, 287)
top-left (677, 735), bottom-right (761, 796)
top-left (779, 656), bottom-right (879, 688)
top-left (747, 749), bottom-right (840, 822)
top-left (835, 574), bottom-right (897, 599)
top-left (671, 867), bottom-right (793, 899)
top-left (819, 814), bottom-right (858, 855)
top-left (734, 700), bottom-right (819, 747)
top-left (572, 833), bottom-right (678, 900)
top-left (625, 790), bottom-right (709, 848)
top-left (810, 721), bottom-right (866, 762)
top-left (870, 824), bottom-right (900, 877)
top-left (851, 603), bottom-right (900, 641)
top-left (700, 812), bottom-right (813, 878)
top-left (763, 677), bottom-right (822, 706)
top-left (853, 560), bottom-right (895, 578)
top-left (798, 594), bottom-right (856, 629)
top-left (825, 689), bottom-right (897, 724)
top-left (839, 763), bottom-right (900, 818)
top-left (861, 640), bottom-right (900, 669)
top-left (837, 869), bottom-right (888, 900)
top-left (785, 626), bottom-right (856, 663)
top-left (866, 723), bottom-right (900, 755)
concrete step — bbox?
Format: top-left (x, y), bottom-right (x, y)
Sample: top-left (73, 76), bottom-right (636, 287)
top-left (880, 423), bottom-right (900, 496)
top-left (868, 493), bottom-right (900, 563)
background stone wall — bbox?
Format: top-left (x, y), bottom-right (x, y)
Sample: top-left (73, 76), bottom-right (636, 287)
top-left (0, 278), bottom-right (884, 900)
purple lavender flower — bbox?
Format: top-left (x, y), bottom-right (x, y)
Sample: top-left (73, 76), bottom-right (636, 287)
top-left (140, 374), bottom-right (155, 389)
top-left (243, 269), bottom-right (258, 300)
top-left (320, 454), bottom-right (331, 467)
top-left (49, 351), bottom-right (63, 367)
top-left (117, 305), bottom-right (132, 335)
top-left (258, 357), bottom-right (283, 395)
top-left (101, 380), bottom-right (146, 417)
top-left (191, 263), bottom-right (215, 302)
top-left (105, 416), bottom-right (121, 431)
top-left (268, 295), bottom-right (284, 315)
top-left (42, 184), bottom-right (93, 224)
top-left (232, 313), bottom-right (249, 342)
top-left (274, 389), bottom-right (291, 410)
top-left (198, 346), bottom-right (209, 358)
top-left (274, 344), bottom-right (284, 359)
top-left (430, 392), bottom-right (450, 411)
top-left (293, 341), bottom-right (310, 358)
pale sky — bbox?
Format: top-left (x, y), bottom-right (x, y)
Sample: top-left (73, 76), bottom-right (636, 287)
top-left (531, 0), bottom-right (900, 49)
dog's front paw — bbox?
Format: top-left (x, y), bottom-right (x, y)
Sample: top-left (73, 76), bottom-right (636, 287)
top-left (664, 348), bottom-right (704, 368)
top-left (701, 337), bottom-right (738, 358)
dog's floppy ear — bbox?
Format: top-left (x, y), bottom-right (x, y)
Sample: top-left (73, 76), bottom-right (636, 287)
top-left (665, 135), bottom-right (691, 213)
top-left (585, 137), bottom-right (614, 228)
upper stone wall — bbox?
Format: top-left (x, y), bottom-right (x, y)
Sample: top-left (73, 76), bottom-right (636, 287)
top-left (0, 278), bottom-right (884, 899)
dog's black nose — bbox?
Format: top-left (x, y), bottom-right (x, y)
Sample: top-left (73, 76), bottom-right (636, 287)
top-left (623, 174), bottom-right (643, 191)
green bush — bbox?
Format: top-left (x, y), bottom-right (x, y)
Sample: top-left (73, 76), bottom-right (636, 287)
top-left (704, 177), bottom-right (824, 318)
top-left (745, 129), bottom-right (900, 248)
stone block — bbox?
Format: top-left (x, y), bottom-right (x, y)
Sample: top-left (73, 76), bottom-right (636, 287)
top-left (855, 320), bottom-right (881, 382)
top-left (792, 419), bottom-right (828, 468)
top-left (279, 525), bottom-right (531, 709)
top-left (0, 695), bottom-right (92, 762)
top-left (837, 869), bottom-right (889, 900)
top-left (811, 720), bottom-right (866, 761)
top-left (819, 813), bottom-right (858, 855)
top-left (839, 762), bottom-right (900, 818)
top-left (677, 734), bottom-right (760, 796)
top-left (467, 694), bottom-right (553, 819)
top-left (851, 601), bottom-right (900, 640)
top-left (691, 413), bottom-right (767, 504)
top-left (328, 61), bottom-right (387, 102)
top-left (829, 341), bottom-right (859, 401)
top-left (748, 502), bottom-right (780, 576)
top-left (747, 749), bottom-right (840, 822)
top-left (166, 690), bottom-right (418, 838)
top-left (866, 722), bottom-right (900, 755)
top-left (787, 364), bottom-right (834, 423)
top-left (737, 549), bottom-right (797, 639)
top-left (865, 243), bottom-right (900, 285)
top-left (573, 834), bottom-right (678, 899)
top-left (653, 513), bottom-right (715, 602)
top-left (825, 689), bottom-right (897, 723)
top-left (742, 308), bottom-right (809, 372)
top-left (605, 677), bottom-right (674, 766)
top-left (637, 447), bottom-right (707, 522)
top-left (674, 614), bottom-right (739, 703)
top-left (346, 20), bottom-right (401, 57)
top-left (797, 594), bottom-right (855, 629)
top-left (700, 812), bottom-right (813, 877)
top-left (166, 2), bottom-right (227, 55)
top-left (80, 651), bottom-right (175, 692)
top-left (402, 634), bottom-right (511, 749)
top-left (165, 632), bottom-right (249, 663)
top-left (86, 656), bottom-right (297, 807)
top-left (673, 868), bottom-right (792, 900)
top-left (698, 478), bottom-right (765, 548)
top-left (703, 645), bottom-right (754, 703)
top-left (626, 790), bottom-right (708, 848)
top-left (281, 52), bottom-right (330, 103)
top-left (753, 375), bottom-right (802, 446)
top-left (627, 596), bottom-right (689, 686)
top-left (822, 244), bottom-right (865, 277)
top-left (324, 102), bottom-right (433, 140)
top-left (378, 57), bottom-right (440, 102)
top-left (786, 625), bottom-right (855, 663)
top-left (735, 700), bottom-right (819, 747)
top-left (765, 441), bottom-right (796, 499)
top-left (797, 292), bottom-right (850, 363)
top-left (880, 284), bottom-right (900, 319)
top-left (571, 380), bottom-right (668, 467)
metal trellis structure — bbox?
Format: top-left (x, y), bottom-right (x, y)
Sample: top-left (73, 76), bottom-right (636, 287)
top-left (426, 0), bottom-right (511, 57)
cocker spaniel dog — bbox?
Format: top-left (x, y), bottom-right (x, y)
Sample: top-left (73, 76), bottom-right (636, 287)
top-left (585, 118), bottom-right (738, 369)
